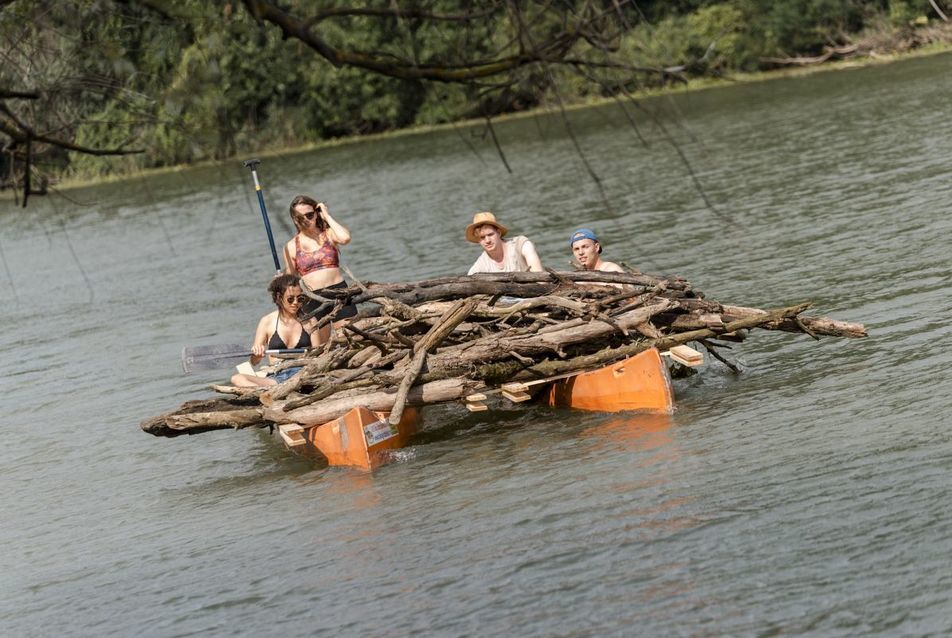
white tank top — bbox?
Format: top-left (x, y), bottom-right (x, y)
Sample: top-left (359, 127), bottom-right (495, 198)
top-left (468, 236), bottom-right (531, 274)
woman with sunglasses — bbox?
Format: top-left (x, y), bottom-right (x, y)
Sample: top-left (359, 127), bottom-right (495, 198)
top-left (230, 274), bottom-right (312, 388)
top-left (282, 195), bottom-right (358, 340)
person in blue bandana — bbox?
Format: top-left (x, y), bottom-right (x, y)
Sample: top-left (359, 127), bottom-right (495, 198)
top-left (569, 228), bottom-right (624, 272)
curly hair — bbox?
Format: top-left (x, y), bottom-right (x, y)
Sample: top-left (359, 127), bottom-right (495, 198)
top-left (268, 273), bottom-right (301, 305)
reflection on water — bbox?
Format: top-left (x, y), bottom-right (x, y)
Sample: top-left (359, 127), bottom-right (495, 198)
top-left (579, 413), bottom-right (675, 454)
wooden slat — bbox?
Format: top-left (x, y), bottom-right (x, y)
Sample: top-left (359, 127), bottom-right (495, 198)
top-left (278, 423), bottom-right (306, 447)
top-left (668, 344), bottom-right (703, 367)
top-left (501, 382), bottom-right (528, 394)
top-left (465, 401), bottom-right (488, 412)
top-left (501, 390), bottom-right (531, 403)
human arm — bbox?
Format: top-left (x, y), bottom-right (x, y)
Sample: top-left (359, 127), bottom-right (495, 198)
top-left (319, 203), bottom-right (351, 245)
top-left (521, 240), bottom-right (544, 272)
top-left (283, 240), bottom-right (298, 275)
top-left (248, 314), bottom-right (273, 366)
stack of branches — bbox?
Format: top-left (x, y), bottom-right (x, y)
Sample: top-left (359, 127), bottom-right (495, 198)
top-left (141, 270), bottom-right (866, 438)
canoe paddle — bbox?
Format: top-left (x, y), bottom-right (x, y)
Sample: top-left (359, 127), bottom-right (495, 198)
top-left (243, 158), bottom-right (282, 273)
top-left (181, 344), bottom-right (307, 373)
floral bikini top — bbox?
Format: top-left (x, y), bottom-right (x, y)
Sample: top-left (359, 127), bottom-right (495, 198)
top-left (294, 234), bottom-right (339, 275)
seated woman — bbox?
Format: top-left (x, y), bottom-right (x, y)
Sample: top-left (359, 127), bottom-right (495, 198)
top-left (282, 195), bottom-right (359, 342)
top-left (230, 274), bottom-right (312, 388)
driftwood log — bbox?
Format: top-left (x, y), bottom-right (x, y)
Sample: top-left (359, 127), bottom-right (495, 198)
top-left (142, 270), bottom-right (866, 438)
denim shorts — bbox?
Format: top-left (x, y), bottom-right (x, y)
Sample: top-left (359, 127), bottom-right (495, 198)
top-left (268, 365), bottom-right (304, 383)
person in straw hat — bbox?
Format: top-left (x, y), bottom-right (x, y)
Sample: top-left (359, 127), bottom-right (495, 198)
top-left (569, 228), bottom-right (624, 273)
top-left (465, 211), bottom-right (544, 275)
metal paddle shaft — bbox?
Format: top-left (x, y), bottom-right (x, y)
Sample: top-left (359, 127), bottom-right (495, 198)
top-left (181, 344), bottom-right (307, 373)
top-left (243, 158), bottom-right (281, 273)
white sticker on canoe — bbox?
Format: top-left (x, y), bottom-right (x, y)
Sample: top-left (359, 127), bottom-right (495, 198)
top-left (363, 418), bottom-right (398, 445)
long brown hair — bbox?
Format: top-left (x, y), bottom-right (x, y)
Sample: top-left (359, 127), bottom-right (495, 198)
top-left (289, 195), bottom-right (328, 233)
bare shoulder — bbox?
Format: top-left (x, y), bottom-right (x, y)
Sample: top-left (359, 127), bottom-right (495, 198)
top-left (599, 261), bottom-right (625, 273)
top-left (259, 310), bottom-right (278, 330)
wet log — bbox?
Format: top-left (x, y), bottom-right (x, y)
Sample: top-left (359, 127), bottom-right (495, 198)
top-left (475, 302), bottom-right (814, 383)
top-left (660, 300), bottom-right (865, 339)
top-left (303, 271), bottom-right (693, 316)
top-left (419, 298), bottom-right (676, 376)
top-left (389, 298), bottom-right (479, 425)
top-left (141, 402), bottom-right (264, 437)
top-left (265, 378), bottom-right (480, 426)
top-left (720, 305), bottom-right (867, 338)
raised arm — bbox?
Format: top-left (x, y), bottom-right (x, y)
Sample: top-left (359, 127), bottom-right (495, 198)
top-left (319, 203), bottom-right (351, 245)
top-left (521, 239), bottom-right (544, 272)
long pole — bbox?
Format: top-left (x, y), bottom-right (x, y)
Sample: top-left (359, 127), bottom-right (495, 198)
top-left (243, 158), bottom-right (281, 272)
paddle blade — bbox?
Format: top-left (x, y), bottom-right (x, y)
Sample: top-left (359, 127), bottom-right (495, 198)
top-left (181, 344), bottom-right (247, 373)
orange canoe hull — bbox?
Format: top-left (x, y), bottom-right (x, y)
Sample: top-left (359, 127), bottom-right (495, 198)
top-left (283, 350), bottom-right (671, 467)
top-left (302, 406), bottom-right (421, 471)
top-left (542, 348), bottom-right (674, 414)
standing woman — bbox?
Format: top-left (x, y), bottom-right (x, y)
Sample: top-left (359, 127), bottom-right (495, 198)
top-left (230, 274), bottom-right (312, 388)
top-left (282, 195), bottom-right (359, 341)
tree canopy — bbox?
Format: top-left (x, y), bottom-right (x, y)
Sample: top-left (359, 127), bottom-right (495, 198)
top-left (1, 0), bottom-right (947, 204)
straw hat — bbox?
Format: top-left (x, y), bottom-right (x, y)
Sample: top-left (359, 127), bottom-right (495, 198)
top-left (465, 211), bottom-right (508, 243)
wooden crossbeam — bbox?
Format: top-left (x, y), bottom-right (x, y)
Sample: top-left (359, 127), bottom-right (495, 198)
top-left (278, 423), bottom-right (306, 447)
top-left (501, 390), bottom-right (531, 403)
top-left (666, 344), bottom-right (704, 367)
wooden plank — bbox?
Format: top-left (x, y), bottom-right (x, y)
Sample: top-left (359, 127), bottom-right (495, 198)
top-left (501, 382), bottom-right (528, 394)
top-left (465, 393), bottom-right (488, 402)
top-left (501, 390), bottom-right (531, 403)
top-left (235, 361), bottom-right (255, 376)
top-left (278, 423), bottom-right (306, 447)
top-left (668, 344), bottom-right (703, 367)
top-left (465, 401), bottom-right (488, 412)
top-left (670, 344), bottom-right (703, 361)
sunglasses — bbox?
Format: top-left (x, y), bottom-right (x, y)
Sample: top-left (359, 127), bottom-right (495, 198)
top-left (285, 295), bottom-right (307, 304)
top-left (298, 210), bottom-right (317, 221)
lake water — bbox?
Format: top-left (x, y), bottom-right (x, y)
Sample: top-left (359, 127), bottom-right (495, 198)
top-left (2, 52), bottom-right (951, 636)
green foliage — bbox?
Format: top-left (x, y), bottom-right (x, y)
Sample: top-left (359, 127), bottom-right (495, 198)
top-left (887, 0), bottom-right (935, 25)
top-left (732, 0), bottom-right (866, 60)
top-left (621, 4), bottom-right (747, 73)
top-left (4, 0), bottom-right (940, 182)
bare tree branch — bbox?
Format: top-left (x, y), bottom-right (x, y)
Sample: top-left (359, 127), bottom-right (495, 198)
top-left (242, 0), bottom-right (592, 83)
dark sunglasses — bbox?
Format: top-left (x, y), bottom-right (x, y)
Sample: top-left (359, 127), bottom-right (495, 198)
top-left (285, 294), bottom-right (307, 304)
top-left (298, 211), bottom-right (317, 221)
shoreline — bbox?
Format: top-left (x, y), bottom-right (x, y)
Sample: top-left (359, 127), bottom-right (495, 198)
top-left (9, 43), bottom-right (951, 198)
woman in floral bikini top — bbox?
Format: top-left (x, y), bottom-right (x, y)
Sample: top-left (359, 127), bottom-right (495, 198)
top-left (282, 195), bottom-right (359, 340)
top-left (293, 233), bottom-right (339, 273)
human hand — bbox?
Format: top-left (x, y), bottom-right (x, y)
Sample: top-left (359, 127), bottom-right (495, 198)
top-left (251, 344), bottom-right (266, 356)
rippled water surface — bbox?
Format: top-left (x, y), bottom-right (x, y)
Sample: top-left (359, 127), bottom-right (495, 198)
top-left (2, 53), bottom-right (951, 637)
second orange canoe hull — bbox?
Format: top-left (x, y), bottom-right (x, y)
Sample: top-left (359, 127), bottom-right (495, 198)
top-left (542, 348), bottom-right (674, 414)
